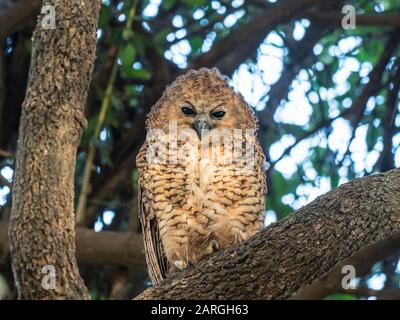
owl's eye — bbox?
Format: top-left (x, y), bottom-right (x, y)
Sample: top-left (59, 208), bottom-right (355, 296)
top-left (181, 106), bottom-right (195, 116)
top-left (211, 110), bottom-right (226, 119)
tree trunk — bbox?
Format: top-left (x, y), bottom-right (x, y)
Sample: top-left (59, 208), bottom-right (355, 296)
top-left (9, 0), bottom-right (101, 299)
top-left (136, 168), bottom-right (400, 299)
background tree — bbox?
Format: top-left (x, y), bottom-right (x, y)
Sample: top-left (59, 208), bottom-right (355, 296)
top-left (0, 0), bottom-right (399, 299)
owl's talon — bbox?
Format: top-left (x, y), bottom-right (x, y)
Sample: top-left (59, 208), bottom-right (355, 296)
top-left (210, 239), bottom-right (219, 251)
top-left (205, 239), bottom-right (219, 254)
top-left (174, 260), bottom-right (187, 270)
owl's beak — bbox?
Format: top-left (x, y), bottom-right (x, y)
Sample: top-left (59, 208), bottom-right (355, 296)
top-left (194, 115), bottom-right (210, 137)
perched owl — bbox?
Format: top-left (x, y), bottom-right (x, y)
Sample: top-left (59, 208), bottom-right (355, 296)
top-left (136, 68), bottom-right (267, 285)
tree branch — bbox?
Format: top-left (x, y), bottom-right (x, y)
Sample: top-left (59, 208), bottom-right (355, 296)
top-left (379, 59), bottom-right (400, 172)
top-left (258, 22), bottom-right (333, 129)
top-left (136, 168), bottom-right (400, 299)
top-left (0, 0), bottom-right (41, 39)
top-left (345, 286), bottom-right (400, 299)
top-left (344, 31), bottom-right (400, 127)
top-left (268, 109), bottom-right (348, 172)
top-left (0, 222), bottom-right (145, 267)
top-left (305, 12), bottom-right (400, 28)
top-left (0, 175), bottom-right (11, 188)
top-left (0, 149), bottom-right (14, 158)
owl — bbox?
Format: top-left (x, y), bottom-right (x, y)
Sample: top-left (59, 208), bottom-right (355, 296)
top-left (136, 68), bottom-right (267, 285)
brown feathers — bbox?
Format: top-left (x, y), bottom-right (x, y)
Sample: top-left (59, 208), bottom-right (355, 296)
top-left (136, 68), bottom-right (267, 285)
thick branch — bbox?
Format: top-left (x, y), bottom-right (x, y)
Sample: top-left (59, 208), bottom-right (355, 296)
top-left (305, 12), bottom-right (400, 28)
top-left (0, 222), bottom-right (145, 267)
top-left (0, 149), bottom-right (14, 158)
top-left (0, 0), bottom-right (41, 39)
top-left (136, 168), bottom-right (400, 299)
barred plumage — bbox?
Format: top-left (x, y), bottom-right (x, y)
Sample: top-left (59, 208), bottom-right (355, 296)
top-left (136, 68), bottom-right (267, 284)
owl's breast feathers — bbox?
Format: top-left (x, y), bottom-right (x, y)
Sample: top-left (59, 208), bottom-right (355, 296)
top-left (137, 131), bottom-right (266, 283)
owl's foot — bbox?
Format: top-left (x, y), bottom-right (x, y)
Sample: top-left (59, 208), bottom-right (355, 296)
top-left (205, 239), bottom-right (220, 254)
top-left (174, 260), bottom-right (188, 270)
top-left (210, 239), bottom-right (219, 251)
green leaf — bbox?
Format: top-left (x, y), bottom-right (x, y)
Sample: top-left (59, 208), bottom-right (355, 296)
top-left (81, 114), bottom-right (99, 146)
top-left (267, 194), bottom-right (293, 219)
top-left (162, 0), bottom-right (176, 10)
top-left (330, 171), bottom-right (339, 188)
top-left (119, 43), bottom-right (136, 67)
top-left (189, 36), bottom-right (203, 53)
top-left (124, 68), bottom-right (152, 80)
top-left (124, 85), bottom-right (139, 96)
top-left (319, 49), bottom-right (335, 66)
top-left (106, 110), bottom-right (120, 128)
top-left (129, 97), bottom-right (139, 108)
top-left (271, 171), bottom-right (287, 190)
top-left (182, 0), bottom-right (206, 6)
top-left (324, 294), bottom-right (357, 300)
top-left (267, 171), bottom-right (299, 218)
top-left (279, 125), bottom-right (306, 139)
top-left (99, 5), bottom-right (111, 28)
top-left (366, 123), bottom-right (378, 152)
top-left (122, 29), bottom-right (135, 41)
top-left (110, 94), bottom-right (124, 110)
top-left (132, 169), bottom-right (139, 190)
top-left (154, 29), bottom-right (170, 46)
top-left (97, 140), bottom-right (112, 166)
top-left (132, 34), bottom-right (148, 58)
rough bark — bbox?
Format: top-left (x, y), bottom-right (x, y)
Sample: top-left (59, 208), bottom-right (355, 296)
top-left (136, 168), bottom-right (400, 300)
top-left (9, 0), bottom-right (101, 299)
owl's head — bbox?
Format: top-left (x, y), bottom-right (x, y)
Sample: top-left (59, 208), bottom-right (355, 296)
top-left (146, 68), bottom-right (258, 136)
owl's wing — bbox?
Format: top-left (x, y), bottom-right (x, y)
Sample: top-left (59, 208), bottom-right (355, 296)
top-left (138, 182), bottom-right (168, 285)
